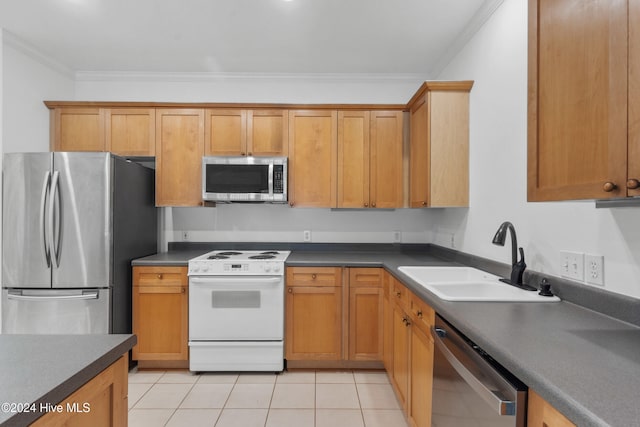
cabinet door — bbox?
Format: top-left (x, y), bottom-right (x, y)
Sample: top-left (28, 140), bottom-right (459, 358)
top-left (106, 108), bottom-right (156, 156)
top-left (348, 268), bottom-right (383, 361)
top-left (52, 107), bottom-right (105, 152)
top-left (628, 0), bottom-right (640, 197)
top-left (248, 110), bottom-right (288, 156)
top-left (528, 390), bottom-right (576, 427)
top-left (132, 266), bottom-right (189, 361)
top-left (205, 109), bottom-right (247, 156)
top-left (409, 96), bottom-right (429, 207)
top-left (382, 273), bottom-right (394, 372)
top-left (391, 303), bottom-right (410, 410)
top-left (155, 108), bottom-right (205, 206)
top-left (409, 323), bottom-right (434, 427)
top-left (288, 110), bottom-right (337, 207)
top-left (285, 285), bottom-right (342, 360)
top-left (528, 0), bottom-right (628, 201)
top-left (337, 110), bottom-right (370, 208)
top-left (370, 111), bottom-right (404, 208)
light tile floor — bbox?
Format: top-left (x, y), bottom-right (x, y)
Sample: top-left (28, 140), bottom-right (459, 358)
top-left (128, 369), bottom-right (410, 427)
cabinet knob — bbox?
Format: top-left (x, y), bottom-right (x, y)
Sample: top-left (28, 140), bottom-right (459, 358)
top-left (288, 288), bottom-right (293, 293)
top-left (241, 152), bottom-right (246, 156)
top-left (181, 287), bottom-right (185, 294)
top-left (289, 202), bottom-right (295, 207)
top-left (364, 202), bottom-right (368, 207)
top-left (157, 274), bottom-right (163, 279)
top-left (371, 202), bottom-right (376, 208)
top-left (422, 201), bottom-right (427, 207)
top-left (627, 179), bottom-right (640, 189)
top-left (248, 152), bottom-right (252, 156)
top-left (603, 182), bottom-right (617, 192)
top-left (395, 291), bottom-right (401, 298)
top-left (311, 274), bottom-right (317, 280)
top-left (416, 310), bottom-right (423, 318)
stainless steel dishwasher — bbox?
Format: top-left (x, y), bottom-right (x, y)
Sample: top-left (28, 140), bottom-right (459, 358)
top-left (431, 315), bottom-right (527, 427)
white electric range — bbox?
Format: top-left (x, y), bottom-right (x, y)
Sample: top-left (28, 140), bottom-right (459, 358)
top-left (187, 250), bottom-right (290, 372)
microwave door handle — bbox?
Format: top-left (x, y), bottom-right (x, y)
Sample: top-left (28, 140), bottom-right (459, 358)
top-left (268, 163), bottom-right (274, 197)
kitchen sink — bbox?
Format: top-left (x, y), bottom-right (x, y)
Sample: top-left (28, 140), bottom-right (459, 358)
top-left (397, 266), bottom-right (560, 302)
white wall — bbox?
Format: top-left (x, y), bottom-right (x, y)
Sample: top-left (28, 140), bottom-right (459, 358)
top-left (2, 33), bottom-right (75, 153)
top-left (434, 0), bottom-right (640, 298)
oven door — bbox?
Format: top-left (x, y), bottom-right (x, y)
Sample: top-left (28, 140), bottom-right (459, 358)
top-left (189, 276), bottom-right (284, 341)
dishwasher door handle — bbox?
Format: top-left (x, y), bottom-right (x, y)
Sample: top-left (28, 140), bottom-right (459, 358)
top-left (431, 326), bottom-right (516, 416)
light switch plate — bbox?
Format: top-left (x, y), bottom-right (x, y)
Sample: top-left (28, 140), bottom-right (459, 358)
top-left (560, 251), bottom-right (584, 281)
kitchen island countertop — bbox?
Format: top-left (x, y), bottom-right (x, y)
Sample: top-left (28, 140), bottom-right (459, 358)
top-left (133, 247), bottom-right (640, 427)
top-left (0, 334), bottom-right (136, 427)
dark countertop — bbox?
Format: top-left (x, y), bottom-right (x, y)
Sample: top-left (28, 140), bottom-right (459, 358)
top-left (0, 334), bottom-right (136, 427)
top-left (133, 247), bottom-right (640, 426)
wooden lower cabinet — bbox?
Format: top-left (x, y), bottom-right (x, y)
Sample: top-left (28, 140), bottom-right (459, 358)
top-left (31, 354), bottom-right (128, 427)
top-left (132, 266), bottom-right (189, 368)
top-left (528, 390), bottom-right (576, 427)
top-left (285, 267), bottom-right (384, 365)
top-left (285, 267), bottom-right (343, 361)
top-left (391, 301), bottom-right (411, 410)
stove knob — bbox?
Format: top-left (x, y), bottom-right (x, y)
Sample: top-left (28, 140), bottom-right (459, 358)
top-left (273, 265), bottom-right (281, 273)
top-left (202, 264), bottom-right (209, 273)
top-left (264, 265), bottom-right (272, 273)
top-left (192, 265), bottom-right (199, 273)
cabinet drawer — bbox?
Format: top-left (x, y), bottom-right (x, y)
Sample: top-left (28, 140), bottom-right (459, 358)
top-left (390, 276), bottom-right (409, 308)
top-left (349, 268), bottom-right (383, 288)
top-left (286, 267), bottom-right (342, 287)
top-left (133, 266), bottom-right (188, 287)
top-left (410, 292), bottom-right (435, 335)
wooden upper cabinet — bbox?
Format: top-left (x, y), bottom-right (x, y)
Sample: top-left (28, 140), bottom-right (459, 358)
top-left (51, 107), bottom-right (105, 152)
top-left (106, 108), bottom-right (156, 156)
top-left (338, 111), bottom-right (370, 208)
top-left (205, 109), bottom-right (288, 156)
top-left (155, 108), bottom-right (205, 206)
top-left (370, 111), bottom-right (404, 208)
top-left (408, 82), bottom-right (472, 207)
top-left (288, 110), bottom-right (338, 207)
top-left (528, 0), bottom-right (632, 201)
top-left (337, 110), bottom-right (403, 208)
top-left (248, 110), bottom-right (289, 156)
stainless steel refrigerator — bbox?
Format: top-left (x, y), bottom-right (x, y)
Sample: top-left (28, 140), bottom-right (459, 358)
top-left (1, 152), bottom-right (157, 334)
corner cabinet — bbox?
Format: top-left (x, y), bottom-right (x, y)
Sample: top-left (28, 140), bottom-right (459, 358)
top-left (132, 266), bottom-right (189, 368)
top-left (337, 111), bottom-right (404, 208)
top-left (528, 0), bottom-right (640, 201)
top-left (155, 109), bottom-right (205, 206)
top-left (408, 81), bottom-right (473, 207)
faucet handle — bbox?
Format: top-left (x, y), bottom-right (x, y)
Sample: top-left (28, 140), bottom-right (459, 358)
top-left (538, 278), bottom-right (554, 297)
top-left (518, 247), bottom-right (525, 263)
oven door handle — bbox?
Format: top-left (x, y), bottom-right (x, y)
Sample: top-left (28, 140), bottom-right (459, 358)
top-left (190, 277), bottom-right (282, 285)
top-left (431, 326), bottom-right (516, 416)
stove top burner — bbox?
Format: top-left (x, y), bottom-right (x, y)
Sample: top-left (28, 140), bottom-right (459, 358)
top-left (260, 251), bottom-right (280, 255)
top-left (207, 255), bottom-right (230, 260)
top-left (249, 255), bottom-right (276, 260)
top-left (217, 251), bottom-right (243, 256)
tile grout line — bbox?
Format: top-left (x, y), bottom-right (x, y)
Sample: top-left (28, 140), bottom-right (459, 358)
top-left (163, 371), bottom-right (200, 427)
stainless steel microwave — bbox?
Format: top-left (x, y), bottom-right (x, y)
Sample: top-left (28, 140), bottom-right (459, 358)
top-left (202, 156), bottom-right (288, 203)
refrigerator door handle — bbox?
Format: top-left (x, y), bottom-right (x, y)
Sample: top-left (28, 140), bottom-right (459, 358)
top-left (49, 170), bottom-right (61, 268)
top-left (40, 171), bottom-right (52, 267)
top-left (6, 290), bottom-right (100, 301)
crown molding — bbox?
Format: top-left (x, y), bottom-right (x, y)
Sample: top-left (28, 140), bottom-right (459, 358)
top-left (2, 30), bottom-right (74, 79)
top-left (74, 70), bottom-right (427, 85)
top-left (430, 0), bottom-right (506, 77)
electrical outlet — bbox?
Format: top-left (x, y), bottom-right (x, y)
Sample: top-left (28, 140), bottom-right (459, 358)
top-left (393, 231), bottom-right (402, 243)
top-left (182, 231), bottom-right (190, 241)
top-left (560, 251), bottom-right (584, 281)
top-left (303, 230), bottom-right (312, 242)
top-left (585, 254), bottom-right (605, 286)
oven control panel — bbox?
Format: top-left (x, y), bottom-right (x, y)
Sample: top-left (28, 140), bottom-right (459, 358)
top-left (188, 260), bottom-right (283, 276)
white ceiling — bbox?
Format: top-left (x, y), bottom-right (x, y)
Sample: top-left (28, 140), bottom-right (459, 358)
top-left (0, 0), bottom-right (499, 76)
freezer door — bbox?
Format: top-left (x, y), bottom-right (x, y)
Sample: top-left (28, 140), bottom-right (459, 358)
top-left (1, 288), bottom-right (110, 334)
top-left (2, 153), bottom-right (53, 288)
top-left (52, 152), bottom-right (112, 288)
